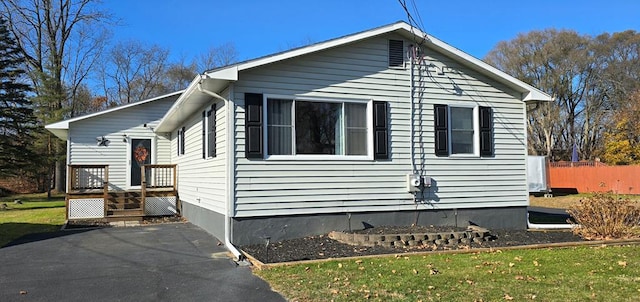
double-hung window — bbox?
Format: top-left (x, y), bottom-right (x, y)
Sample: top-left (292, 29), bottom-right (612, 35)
top-left (450, 106), bottom-right (476, 155)
top-left (202, 104), bottom-right (216, 159)
top-left (177, 126), bottom-right (185, 156)
top-left (435, 104), bottom-right (493, 157)
top-left (266, 97), bottom-right (369, 158)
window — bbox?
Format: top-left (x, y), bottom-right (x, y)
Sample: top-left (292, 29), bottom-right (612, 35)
top-left (450, 107), bottom-right (474, 154)
top-left (434, 104), bottom-right (493, 157)
top-left (202, 104), bottom-right (216, 158)
top-left (266, 98), bottom-right (368, 156)
top-left (177, 127), bottom-right (185, 156)
top-left (243, 93), bottom-right (389, 160)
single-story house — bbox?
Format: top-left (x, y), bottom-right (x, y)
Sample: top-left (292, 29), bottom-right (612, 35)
top-left (47, 21), bottom-right (551, 259)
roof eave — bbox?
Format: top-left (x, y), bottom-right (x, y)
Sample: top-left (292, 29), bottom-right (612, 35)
top-left (45, 126), bottom-right (69, 141)
top-left (155, 76), bottom-right (231, 133)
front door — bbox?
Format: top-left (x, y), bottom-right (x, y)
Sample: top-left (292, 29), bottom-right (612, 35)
top-left (130, 139), bottom-right (152, 187)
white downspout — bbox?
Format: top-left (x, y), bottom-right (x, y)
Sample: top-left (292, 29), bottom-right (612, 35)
top-left (197, 77), bottom-right (244, 261)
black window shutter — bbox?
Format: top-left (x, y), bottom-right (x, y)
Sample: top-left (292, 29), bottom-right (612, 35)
top-left (208, 104), bottom-right (216, 158)
top-left (244, 93), bottom-right (263, 158)
top-left (434, 104), bottom-right (449, 156)
top-left (373, 101), bottom-right (389, 160)
top-left (202, 111), bottom-right (206, 159)
top-left (180, 126), bottom-right (185, 155)
top-left (479, 106), bottom-right (493, 157)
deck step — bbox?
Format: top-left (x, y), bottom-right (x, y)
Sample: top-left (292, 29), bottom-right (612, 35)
top-left (107, 209), bottom-right (144, 217)
top-left (107, 202), bottom-right (142, 210)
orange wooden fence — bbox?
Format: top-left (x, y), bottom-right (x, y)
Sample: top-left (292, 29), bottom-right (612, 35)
top-left (549, 165), bottom-right (640, 194)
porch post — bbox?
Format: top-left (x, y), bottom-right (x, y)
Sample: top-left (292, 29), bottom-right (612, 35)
top-left (66, 165), bottom-right (72, 220)
top-left (103, 165), bottom-right (109, 218)
top-left (172, 164), bottom-right (177, 195)
top-left (141, 165), bottom-right (146, 215)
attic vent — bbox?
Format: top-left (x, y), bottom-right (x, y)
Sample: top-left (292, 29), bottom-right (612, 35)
top-left (388, 39), bottom-right (404, 67)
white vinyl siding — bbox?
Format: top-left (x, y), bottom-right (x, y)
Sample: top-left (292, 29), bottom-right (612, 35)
top-left (67, 96), bottom-right (177, 191)
top-left (230, 34), bottom-right (528, 217)
top-left (171, 94), bottom-right (228, 215)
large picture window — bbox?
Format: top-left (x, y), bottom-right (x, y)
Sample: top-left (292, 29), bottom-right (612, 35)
top-left (266, 98), bottom-right (369, 157)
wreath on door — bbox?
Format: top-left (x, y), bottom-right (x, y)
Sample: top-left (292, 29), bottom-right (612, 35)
top-left (134, 145), bottom-right (149, 165)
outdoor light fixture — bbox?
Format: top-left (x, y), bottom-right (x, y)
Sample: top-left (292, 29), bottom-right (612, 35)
top-left (122, 133), bottom-right (128, 142)
top-left (96, 136), bottom-right (110, 147)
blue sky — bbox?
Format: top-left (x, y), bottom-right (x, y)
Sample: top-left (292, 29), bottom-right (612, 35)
top-left (103, 0), bottom-right (640, 67)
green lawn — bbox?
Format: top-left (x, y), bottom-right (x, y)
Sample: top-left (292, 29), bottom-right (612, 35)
top-left (256, 245), bottom-right (640, 301)
top-left (0, 194), bottom-right (66, 247)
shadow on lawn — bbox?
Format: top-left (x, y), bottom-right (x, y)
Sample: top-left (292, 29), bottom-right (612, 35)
top-left (0, 223), bottom-right (93, 248)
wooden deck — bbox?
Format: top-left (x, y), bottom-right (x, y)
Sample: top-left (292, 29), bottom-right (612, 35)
top-left (66, 164), bottom-right (178, 221)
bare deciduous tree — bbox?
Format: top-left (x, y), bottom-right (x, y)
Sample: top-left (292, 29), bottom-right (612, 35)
top-left (196, 42), bottom-right (239, 72)
top-left (485, 29), bottom-right (620, 161)
top-left (100, 40), bottom-right (171, 104)
top-left (0, 0), bottom-right (109, 193)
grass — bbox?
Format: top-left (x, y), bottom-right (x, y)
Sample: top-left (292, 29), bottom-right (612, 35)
top-left (530, 193), bottom-right (640, 209)
top-left (256, 245), bottom-right (640, 301)
top-left (0, 193), bottom-right (66, 247)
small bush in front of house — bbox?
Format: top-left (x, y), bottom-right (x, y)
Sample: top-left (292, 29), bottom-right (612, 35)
top-left (567, 193), bottom-right (640, 240)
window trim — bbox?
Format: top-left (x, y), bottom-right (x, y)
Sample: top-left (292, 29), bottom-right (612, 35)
top-left (177, 126), bottom-right (185, 156)
top-left (203, 104), bottom-right (216, 159)
top-left (448, 104), bottom-right (479, 157)
top-left (263, 94), bottom-right (374, 161)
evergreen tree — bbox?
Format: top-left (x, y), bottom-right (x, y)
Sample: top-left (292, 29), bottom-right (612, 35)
top-left (0, 17), bottom-right (37, 176)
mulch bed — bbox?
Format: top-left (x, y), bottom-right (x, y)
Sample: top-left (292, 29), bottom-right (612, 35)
top-left (241, 227), bottom-right (583, 264)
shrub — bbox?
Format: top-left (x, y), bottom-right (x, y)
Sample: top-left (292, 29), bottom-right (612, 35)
top-left (567, 193), bottom-right (640, 240)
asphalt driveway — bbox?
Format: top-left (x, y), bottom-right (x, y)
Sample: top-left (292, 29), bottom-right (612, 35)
top-left (0, 223), bottom-right (285, 302)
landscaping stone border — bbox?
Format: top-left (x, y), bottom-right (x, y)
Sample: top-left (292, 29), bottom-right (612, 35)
top-left (328, 227), bottom-right (492, 248)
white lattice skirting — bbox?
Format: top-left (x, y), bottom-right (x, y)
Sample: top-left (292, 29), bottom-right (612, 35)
top-left (68, 198), bottom-right (104, 219)
top-left (145, 197), bottom-right (177, 216)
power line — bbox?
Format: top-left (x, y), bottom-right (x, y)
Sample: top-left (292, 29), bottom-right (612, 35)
top-left (397, 0), bottom-right (428, 48)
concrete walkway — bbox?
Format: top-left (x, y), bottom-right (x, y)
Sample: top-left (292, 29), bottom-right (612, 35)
top-left (0, 223), bottom-right (285, 302)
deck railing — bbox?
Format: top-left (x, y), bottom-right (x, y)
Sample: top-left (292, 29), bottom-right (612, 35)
top-left (66, 164), bottom-right (177, 220)
top-left (68, 164), bottom-right (109, 192)
top-left (142, 164), bottom-right (177, 189)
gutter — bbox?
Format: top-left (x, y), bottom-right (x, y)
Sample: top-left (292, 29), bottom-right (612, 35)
top-left (197, 76), bottom-right (245, 261)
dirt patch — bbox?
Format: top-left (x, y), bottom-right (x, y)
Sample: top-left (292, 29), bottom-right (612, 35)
top-left (142, 216), bottom-right (186, 224)
top-left (65, 219), bottom-right (111, 229)
top-left (64, 216), bottom-right (185, 229)
top-left (241, 227), bottom-right (582, 264)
